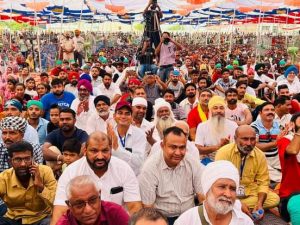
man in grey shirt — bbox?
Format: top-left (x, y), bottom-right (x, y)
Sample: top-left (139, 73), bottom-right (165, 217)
top-left (138, 126), bottom-right (203, 225)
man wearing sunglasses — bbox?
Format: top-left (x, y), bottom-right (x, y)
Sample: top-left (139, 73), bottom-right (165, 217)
top-left (57, 175), bottom-right (129, 225)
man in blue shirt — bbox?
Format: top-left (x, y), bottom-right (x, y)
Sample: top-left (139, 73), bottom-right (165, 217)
top-left (41, 78), bottom-right (75, 120)
top-left (42, 108), bottom-right (88, 165)
top-left (27, 100), bottom-right (49, 145)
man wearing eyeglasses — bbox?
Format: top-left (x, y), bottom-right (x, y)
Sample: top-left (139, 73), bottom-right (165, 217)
top-left (0, 141), bottom-right (57, 225)
top-left (57, 175), bottom-right (129, 225)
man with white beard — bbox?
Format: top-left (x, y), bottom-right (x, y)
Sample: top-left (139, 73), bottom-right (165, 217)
top-left (86, 95), bottom-right (114, 134)
top-left (150, 98), bottom-right (177, 143)
top-left (174, 161), bottom-right (253, 225)
top-left (195, 96), bottom-right (238, 164)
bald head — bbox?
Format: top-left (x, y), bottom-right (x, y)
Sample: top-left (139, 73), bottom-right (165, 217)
top-left (85, 131), bottom-right (112, 171)
top-left (235, 125), bottom-right (256, 138)
top-left (86, 131), bottom-right (110, 148)
top-left (234, 125), bottom-right (256, 155)
top-left (173, 120), bottom-right (189, 135)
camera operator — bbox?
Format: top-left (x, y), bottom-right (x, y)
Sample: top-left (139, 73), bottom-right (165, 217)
top-left (143, 0), bottom-right (163, 48)
top-left (156, 32), bottom-right (184, 82)
top-left (137, 37), bottom-right (157, 78)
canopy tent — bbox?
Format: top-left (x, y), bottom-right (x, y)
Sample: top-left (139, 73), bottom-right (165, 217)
top-left (0, 0), bottom-right (299, 26)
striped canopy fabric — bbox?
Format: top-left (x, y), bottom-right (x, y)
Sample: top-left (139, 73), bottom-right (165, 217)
top-left (0, 0), bottom-right (299, 25)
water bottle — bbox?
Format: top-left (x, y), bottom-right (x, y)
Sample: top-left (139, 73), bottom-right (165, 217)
top-left (252, 209), bottom-right (264, 220)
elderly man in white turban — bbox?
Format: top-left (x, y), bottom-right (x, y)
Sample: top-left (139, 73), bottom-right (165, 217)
top-left (174, 160), bottom-right (254, 225)
top-left (148, 98), bottom-right (177, 145)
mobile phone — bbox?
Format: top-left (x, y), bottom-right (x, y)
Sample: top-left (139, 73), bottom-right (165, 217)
top-left (110, 186), bottom-right (123, 194)
top-left (30, 160), bottom-right (35, 179)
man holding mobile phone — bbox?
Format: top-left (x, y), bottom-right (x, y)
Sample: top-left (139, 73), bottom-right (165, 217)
top-left (0, 141), bottom-right (57, 224)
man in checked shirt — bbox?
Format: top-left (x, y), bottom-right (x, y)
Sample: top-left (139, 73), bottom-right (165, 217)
top-left (0, 116), bottom-right (44, 216)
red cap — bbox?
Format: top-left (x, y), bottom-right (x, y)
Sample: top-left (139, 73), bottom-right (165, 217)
top-left (68, 71), bottom-right (80, 81)
top-left (128, 78), bottom-right (141, 86)
top-left (115, 101), bottom-right (132, 112)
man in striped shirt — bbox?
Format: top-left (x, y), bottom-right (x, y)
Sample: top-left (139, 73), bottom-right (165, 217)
top-left (138, 126), bottom-right (203, 225)
top-left (251, 102), bottom-right (288, 184)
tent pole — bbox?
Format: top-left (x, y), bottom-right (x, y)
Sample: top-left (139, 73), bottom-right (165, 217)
top-left (60, 0), bottom-right (65, 34)
top-left (255, 0), bottom-right (262, 62)
top-left (218, 7), bottom-right (223, 49)
top-left (205, 7), bottom-right (211, 45)
top-left (229, 5), bottom-right (236, 56)
top-left (58, 0), bottom-right (65, 60)
top-left (79, 0), bottom-right (84, 29)
top-left (285, 7), bottom-right (290, 47)
top-left (9, 2), bottom-right (12, 47)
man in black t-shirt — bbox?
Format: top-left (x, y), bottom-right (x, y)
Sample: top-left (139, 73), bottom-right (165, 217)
top-left (137, 38), bottom-right (157, 77)
top-left (42, 108), bottom-right (88, 165)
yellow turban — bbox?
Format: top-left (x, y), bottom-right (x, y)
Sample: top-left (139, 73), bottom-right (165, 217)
top-left (200, 64), bottom-right (207, 70)
top-left (208, 96), bottom-right (225, 110)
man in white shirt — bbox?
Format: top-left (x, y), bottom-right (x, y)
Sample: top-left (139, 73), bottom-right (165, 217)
top-left (174, 161), bottom-right (253, 225)
top-left (195, 96), bottom-right (238, 162)
top-left (274, 96), bottom-right (292, 129)
top-left (131, 97), bottom-right (153, 156)
top-left (132, 97), bottom-right (152, 132)
top-left (70, 80), bottom-right (96, 131)
top-left (139, 126), bottom-right (203, 225)
top-left (94, 73), bottom-right (121, 107)
top-left (254, 63), bottom-right (276, 89)
top-left (90, 66), bottom-right (102, 88)
top-left (73, 29), bottom-right (84, 67)
top-left (112, 101), bottom-right (147, 175)
top-left (179, 83), bottom-right (198, 116)
top-left (277, 65), bottom-right (300, 95)
top-left (225, 88), bottom-right (252, 126)
top-left (51, 132), bottom-right (142, 225)
top-left (86, 95), bottom-right (114, 135)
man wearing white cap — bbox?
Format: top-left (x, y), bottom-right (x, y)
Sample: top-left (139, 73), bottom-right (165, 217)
top-left (132, 97), bottom-right (152, 132)
top-left (195, 96), bottom-right (238, 163)
top-left (132, 97), bottom-right (153, 155)
top-left (174, 161), bottom-right (253, 225)
top-left (151, 98), bottom-right (177, 143)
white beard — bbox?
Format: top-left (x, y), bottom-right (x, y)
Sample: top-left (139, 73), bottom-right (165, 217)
top-left (98, 110), bottom-right (109, 118)
top-left (207, 115), bottom-right (226, 145)
top-left (156, 117), bottom-right (175, 138)
top-left (206, 190), bottom-right (234, 215)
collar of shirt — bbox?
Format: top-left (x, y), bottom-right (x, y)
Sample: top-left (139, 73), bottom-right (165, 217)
top-left (37, 118), bottom-right (48, 130)
top-left (255, 119), bottom-right (280, 131)
top-left (11, 169), bottom-right (34, 189)
top-left (114, 123), bottom-right (133, 137)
